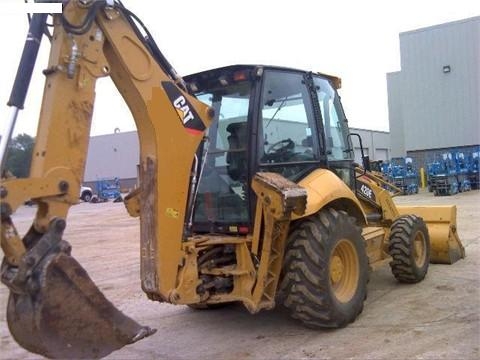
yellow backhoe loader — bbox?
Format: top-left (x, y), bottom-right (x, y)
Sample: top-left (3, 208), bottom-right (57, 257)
top-left (0, 1), bottom-right (465, 358)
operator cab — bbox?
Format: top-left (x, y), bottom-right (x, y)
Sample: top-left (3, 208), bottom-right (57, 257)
top-left (184, 65), bottom-right (354, 234)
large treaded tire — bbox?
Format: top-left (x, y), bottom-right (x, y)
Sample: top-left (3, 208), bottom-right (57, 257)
top-left (388, 215), bottom-right (430, 283)
top-left (278, 208), bottom-right (368, 328)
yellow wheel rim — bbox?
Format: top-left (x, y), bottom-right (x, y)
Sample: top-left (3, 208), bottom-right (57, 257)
top-left (413, 231), bottom-right (427, 267)
top-left (329, 239), bottom-right (359, 303)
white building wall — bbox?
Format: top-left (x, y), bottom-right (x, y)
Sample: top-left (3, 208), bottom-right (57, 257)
top-left (349, 127), bottom-right (391, 164)
top-left (386, 71), bottom-right (405, 157)
top-left (84, 131), bottom-right (139, 182)
top-left (388, 17), bottom-right (480, 155)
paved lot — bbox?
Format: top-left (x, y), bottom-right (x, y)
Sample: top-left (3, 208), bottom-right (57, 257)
top-left (1, 190), bottom-right (479, 359)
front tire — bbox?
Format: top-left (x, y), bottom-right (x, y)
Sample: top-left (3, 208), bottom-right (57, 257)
top-left (278, 208), bottom-right (368, 328)
top-left (388, 215), bottom-right (430, 283)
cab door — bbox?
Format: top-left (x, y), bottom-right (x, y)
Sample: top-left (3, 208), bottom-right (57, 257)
top-left (254, 69), bottom-right (326, 181)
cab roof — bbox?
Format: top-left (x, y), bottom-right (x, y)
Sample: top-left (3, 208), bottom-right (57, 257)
top-left (184, 64), bottom-right (342, 90)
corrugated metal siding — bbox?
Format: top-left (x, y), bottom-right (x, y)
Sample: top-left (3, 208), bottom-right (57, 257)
top-left (349, 127), bottom-right (391, 161)
top-left (389, 17), bottom-right (480, 153)
top-left (386, 71), bottom-right (404, 157)
top-left (84, 131), bottom-right (139, 182)
top-left (407, 144), bottom-right (480, 175)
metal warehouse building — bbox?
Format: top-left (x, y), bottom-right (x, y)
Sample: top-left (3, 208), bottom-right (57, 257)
top-left (349, 127), bottom-right (391, 164)
top-left (84, 130), bottom-right (139, 190)
top-left (83, 127), bottom-right (389, 189)
top-left (387, 16), bottom-right (480, 169)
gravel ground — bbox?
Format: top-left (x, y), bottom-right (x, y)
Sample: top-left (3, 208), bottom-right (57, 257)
top-left (1, 189), bottom-right (479, 360)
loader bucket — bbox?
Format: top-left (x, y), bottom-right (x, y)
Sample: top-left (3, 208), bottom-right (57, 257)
top-left (396, 205), bottom-right (465, 264)
top-left (3, 220), bottom-right (155, 359)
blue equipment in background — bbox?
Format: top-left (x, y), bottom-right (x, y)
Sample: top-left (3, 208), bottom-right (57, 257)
top-left (429, 152), bottom-right (459, 196)
top-left (454, 152), bottom-right (471, 193)
top-left (390, 157), bottom-right (419, 195)
top-left (427, 160), bottom-right (442, 193)
top-left (428, 150), bottom-right (477, 196)
top-left (93, 178), bottom-right (122, 202)
top-left (467, 150), bottom-right (479, 190)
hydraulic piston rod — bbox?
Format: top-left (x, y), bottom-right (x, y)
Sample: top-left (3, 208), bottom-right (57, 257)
top-left (0, 14), bottom-right (47, 173)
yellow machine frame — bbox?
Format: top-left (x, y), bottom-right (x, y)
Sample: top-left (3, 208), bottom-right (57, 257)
top-left (0, 1), bottom-right (465, 358)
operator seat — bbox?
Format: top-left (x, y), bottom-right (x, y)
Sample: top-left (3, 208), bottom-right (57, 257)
top-left (226, 122), bottom-right (248, 181)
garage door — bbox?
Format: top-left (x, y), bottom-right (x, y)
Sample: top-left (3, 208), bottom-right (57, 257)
top-left (374, 148), bottom-right (388, 161)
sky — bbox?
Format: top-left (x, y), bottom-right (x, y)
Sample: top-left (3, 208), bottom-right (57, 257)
top-left (0, 0), bottom-right (479, 139)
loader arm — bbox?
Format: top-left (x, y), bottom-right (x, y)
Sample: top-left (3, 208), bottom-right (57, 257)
top-left (1, 0), bottom-right (212, 357)
top-left (354, 167), bottom-right (465, 264)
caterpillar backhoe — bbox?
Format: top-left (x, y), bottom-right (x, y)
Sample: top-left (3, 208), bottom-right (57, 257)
top-left (0, 1), bottom-right (465, 358)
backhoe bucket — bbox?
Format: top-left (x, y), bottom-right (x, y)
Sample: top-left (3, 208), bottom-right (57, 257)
top-left (396, 205), bottom-right (465, 264)
top-left (2, 220), bottom-right (155, 359)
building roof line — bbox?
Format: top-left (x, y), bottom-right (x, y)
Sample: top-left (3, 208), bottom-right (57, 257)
top-left (400, 16), bottom-right (480, 37)
top-left (350, 127), bottom-right (390, 134)
top-left (90, 130), bottom-right (138, 139)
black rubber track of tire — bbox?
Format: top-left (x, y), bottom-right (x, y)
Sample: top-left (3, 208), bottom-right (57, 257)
top-left (388, 215), bottom-right (430, 283)
top-left (278, 208), bottom-right (367, 329)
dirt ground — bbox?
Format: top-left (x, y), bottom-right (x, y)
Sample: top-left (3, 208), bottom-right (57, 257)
top-left (1, 190), bottom-right (479, 360)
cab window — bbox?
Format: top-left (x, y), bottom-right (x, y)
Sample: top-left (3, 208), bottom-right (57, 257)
top-left (313, 77), bottom-right (350, 161)
top-left (258, 70), bottom-right (319, 179)
top-left (193, 83), bottom-right (251, 226)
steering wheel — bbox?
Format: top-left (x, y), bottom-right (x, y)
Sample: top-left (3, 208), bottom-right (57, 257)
top-left (266, 138), bottom-right (295, 154)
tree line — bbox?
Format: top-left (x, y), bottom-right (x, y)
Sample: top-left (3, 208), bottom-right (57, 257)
top-left (3, 133), bottom-right (34, 178)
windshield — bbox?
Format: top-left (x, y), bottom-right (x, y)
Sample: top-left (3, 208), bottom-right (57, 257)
top-left (192, 82), bottom-right (251, 232)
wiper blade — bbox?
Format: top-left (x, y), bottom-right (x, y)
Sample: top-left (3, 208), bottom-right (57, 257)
top-left (265, 97), bottom-right (288, 128)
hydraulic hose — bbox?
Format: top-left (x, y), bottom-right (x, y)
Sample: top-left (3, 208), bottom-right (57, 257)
top-left (7, 13), bottom-right (48, 109)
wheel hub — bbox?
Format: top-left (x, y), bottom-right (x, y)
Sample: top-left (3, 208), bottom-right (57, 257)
top-left (329, 239), bottom-right (359, 303)
top-left (330, 255), bottom-right (344, 284)
top-left (413, 232), bottom-right (426, 267)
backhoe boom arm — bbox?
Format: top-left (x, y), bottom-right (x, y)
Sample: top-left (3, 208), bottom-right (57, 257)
top-left (1, 1), bottom-right (212, 357)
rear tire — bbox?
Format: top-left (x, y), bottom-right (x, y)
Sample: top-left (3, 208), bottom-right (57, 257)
top-left (388, 215), bottom-right (430, 283)
top-left (278, 208), bottom-right (368, 328)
